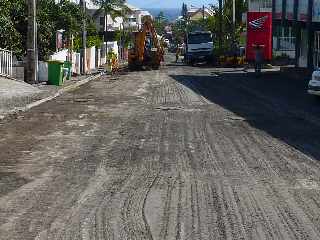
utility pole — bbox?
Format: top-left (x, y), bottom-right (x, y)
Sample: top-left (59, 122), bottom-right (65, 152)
top-left (219, 0), bottom-right (223, 50)
top-left (25, 0), bottom-right (37, 83)
top-left (232, 0), bottom-right (236, 43)
top-left (233, 0), bottom-right (236, 27)
top-left (202, 5), bottom-right (205, 20)
top-left (80, 0), bottom-right (87, 74)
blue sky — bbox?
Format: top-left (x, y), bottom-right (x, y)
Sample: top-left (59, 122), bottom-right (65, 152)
top-left (127, 0), bottom-right (218, 9)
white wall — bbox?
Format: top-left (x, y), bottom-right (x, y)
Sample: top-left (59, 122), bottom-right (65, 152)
top-left (70, 53), bottom-right (81, 75)
top-left (38, 61), bottom-right (48, 82)
top-left (49, 50), bottom-right (82, 76)
top-left (50, 49), bottom-right (68, 62)
top-left (86, 47), bottom-right (96, 71)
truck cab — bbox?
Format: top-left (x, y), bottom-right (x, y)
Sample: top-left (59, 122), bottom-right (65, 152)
top-left (185, 31), bottom-right (213, 64)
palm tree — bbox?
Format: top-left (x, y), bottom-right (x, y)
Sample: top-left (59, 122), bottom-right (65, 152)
top-left (91, 0), bottom-right (130, 42)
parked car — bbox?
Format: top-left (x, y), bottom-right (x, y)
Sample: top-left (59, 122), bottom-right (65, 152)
top-left (308, 69), bottom-right (320, 96)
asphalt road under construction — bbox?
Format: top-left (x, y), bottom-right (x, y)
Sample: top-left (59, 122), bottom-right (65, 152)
top-left (1, 60), bottom-right (320, 240)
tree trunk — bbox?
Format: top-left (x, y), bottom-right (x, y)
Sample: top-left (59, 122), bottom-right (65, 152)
top-left (105, 11), bottom-right (108, 43)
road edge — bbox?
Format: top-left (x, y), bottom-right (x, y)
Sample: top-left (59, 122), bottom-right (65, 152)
top-left (0, 73), bottom-right (103, 121)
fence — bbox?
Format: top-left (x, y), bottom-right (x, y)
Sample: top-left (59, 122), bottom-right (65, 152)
top-left (0, 48), bottom-right (13, 77)
top-left (273, 37), bottom-right (296, 51)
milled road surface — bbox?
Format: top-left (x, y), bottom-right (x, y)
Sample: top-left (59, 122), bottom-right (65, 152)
top-left (1, 62), bottom-right (320, 240)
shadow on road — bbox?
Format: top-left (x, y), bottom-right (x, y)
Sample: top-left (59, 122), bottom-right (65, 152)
top-left (170, 71), bottom-right (320, 160)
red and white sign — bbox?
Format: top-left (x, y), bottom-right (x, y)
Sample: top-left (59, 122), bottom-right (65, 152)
top-left (246, 12), bottom-right (272, 61)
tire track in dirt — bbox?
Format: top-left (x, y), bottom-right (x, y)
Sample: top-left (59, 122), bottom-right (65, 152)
top-left (2, 63), bottom-right (320, 240)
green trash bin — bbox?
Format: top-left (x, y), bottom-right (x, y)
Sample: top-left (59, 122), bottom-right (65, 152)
top-left (64, 61), bottom-right (72, 80)
top-left (48, 60), bottom-right (64, 86)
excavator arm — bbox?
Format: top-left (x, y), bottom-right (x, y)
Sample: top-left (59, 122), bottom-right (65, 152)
top-left (128, 16), bottom-right (164, 70)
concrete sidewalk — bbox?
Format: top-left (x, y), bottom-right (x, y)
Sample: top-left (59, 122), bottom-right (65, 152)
top-left (0, 74), bottom-right (102, 120)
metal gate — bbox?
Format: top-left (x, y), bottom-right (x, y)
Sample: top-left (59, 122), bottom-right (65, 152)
top-left (0, 48), bottom-right (13, 77)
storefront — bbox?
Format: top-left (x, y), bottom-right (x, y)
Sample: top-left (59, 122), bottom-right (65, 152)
top-left (272, 0), bottom-right (320, 69)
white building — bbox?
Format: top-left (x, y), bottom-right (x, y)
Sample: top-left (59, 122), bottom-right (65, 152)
top-left (187, 5), bottom-right (214, 21)
top-left (84, 1), bottom-right (152, 32)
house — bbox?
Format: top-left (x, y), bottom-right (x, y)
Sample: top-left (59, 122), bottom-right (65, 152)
top-left (249, 0), bottom-right (320, 69)
top-left (122, 4), bottom-right (152, 29)
top-left (85, 1), bottom-right (152, 34)
top-left (85, 1), bottom-right (123, 33)
top-left (271, 0), bottom-right (320, 69)
top-left (187, 6), bottom-right (214, 21)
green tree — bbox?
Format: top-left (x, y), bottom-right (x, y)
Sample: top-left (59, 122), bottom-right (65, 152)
top-left (181, 3), bottom-right (188, 20)
top-left (156, 11), bottom-right (167, 23)
top-left (154, 11), bottom-right (168, 36)
top-left (219, 0), bottom-right (247, 50)
top-left (0, 0), bottom-right (91, 60)
top-left (37, 0), bottom-right (84, 60)
top-left (0, 0), bottom-right (27, 57)
top-left (172, 19), bottom-right (186, 45)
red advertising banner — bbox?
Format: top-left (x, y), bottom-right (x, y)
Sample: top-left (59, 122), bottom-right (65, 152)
top-left (246, 12), bottom-right (272, 61)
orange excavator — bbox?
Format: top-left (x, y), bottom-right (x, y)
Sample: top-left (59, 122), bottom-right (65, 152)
top-left (128, 16), bottom-right (164, 70)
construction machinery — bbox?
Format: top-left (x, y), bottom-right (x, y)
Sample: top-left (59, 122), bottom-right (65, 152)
top-left (128, 16), bottom-right (164, 70)
top-left (185, 31), bottom-right (213, 65)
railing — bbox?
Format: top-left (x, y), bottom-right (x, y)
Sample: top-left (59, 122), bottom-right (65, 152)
top-left (249, 0), bottom-right (272, 12)
top-left (279, 37), bottom-right (296, 50)
top-left (0, 48), bottom-right (13, 77)
top-left (273, 37), bottom-right (296, 51)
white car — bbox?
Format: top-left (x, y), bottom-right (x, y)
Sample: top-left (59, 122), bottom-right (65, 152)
top-left (308, 70), bottom-right (320, 96)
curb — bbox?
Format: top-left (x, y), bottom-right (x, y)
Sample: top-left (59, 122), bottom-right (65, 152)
top-left (0, 73), bottom-right (103, 121)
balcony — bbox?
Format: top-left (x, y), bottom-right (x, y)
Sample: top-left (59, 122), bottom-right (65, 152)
top-left (249, 0), bottom-right (272, 12)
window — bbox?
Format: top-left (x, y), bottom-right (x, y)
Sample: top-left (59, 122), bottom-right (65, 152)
top-left (286, 0), bottom-right (294, 20)
top-left (313, 0), bottom-right (320, 22)
top-left (100, 17), bottom-right (105, 26)
top-left (298, 1), bottom-right (308, 21)
top-left (188, 33), bottom-right (212, 44)
top-left (275, 0), bottom-right (282, 19)
top-left (273, 26), bottom-right (296, 51)
top-left (249, 0), bottom-right (272, 12)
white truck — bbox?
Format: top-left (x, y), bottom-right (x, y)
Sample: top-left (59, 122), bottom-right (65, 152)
top-left (185, 31), bottom-right (213, 65)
